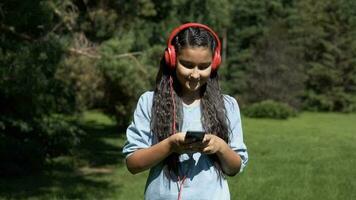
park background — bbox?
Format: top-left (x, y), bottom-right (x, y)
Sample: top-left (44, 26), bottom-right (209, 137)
top-left (1, 0), bottom-right (356, 199)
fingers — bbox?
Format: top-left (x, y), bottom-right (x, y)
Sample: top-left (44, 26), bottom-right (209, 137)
top-left (174, 133), bottom-right (223, 154)
top-left (202, 134), bottom-right (215, 143)
top-left (201, 134), bottom-right (223, 154)
top-left (202, 144), bottom-right (218, 154)
top-left (181, 134), bottom-right (213, 153)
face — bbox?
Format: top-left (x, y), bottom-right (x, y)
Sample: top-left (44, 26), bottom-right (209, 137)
top-left (176, 47), bottom-right (212, 96)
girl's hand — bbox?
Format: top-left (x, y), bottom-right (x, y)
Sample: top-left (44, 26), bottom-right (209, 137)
top-left (201, 134), bottom-right (227, 154)
top-left (168, 132), bottom-right (203, 154)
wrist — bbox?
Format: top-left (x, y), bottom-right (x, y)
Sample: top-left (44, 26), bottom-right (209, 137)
top-left (166, 135), bottom-right (175, 154)
top-left (216, 139), bottom-right (229, 156)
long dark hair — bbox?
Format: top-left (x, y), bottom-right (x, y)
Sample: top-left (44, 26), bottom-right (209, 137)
top-left (151, 27), bottom-right (229, 177)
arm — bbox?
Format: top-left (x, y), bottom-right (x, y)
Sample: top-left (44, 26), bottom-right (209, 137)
top-left (201, 135), bottom-right (242, 176)
top-left (200, 95), bottom-right (248, 176)
top-left (216, 140), bottom-right (242, 176)
top-left (126, 137), bottom-right (172, 174)
top-left (123, 92), bottom-right (170, 174)
top-left (126, 132), bottom-right (192, 174)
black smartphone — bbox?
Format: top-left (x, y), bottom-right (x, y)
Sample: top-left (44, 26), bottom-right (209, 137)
top-left (185, 131), bottom-right (205, 143)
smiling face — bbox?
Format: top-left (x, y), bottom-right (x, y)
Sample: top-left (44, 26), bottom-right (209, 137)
top-left (176, 47), bottom-right (212, 97)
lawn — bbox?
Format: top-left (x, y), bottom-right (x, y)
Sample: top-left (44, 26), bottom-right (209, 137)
top-left (0, 111), bottom-right (355, 200)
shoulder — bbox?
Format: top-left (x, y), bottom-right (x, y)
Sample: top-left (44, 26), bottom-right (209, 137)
top-left (135, 91), bottom-right (154, 116)
top-left (138, 91), bottom-right (154, 104)
top-left (222, 94), bottom-right (240, 111)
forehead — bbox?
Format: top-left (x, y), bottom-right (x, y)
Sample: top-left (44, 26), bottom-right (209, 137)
top-left (177, 47), bottom-right (212, 62)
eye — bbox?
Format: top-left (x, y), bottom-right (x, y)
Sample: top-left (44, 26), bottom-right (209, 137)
top-left (178, 60), bottom-right (211, 70)
top-left (179, 60), bottom-right (195, 69)
top-left (198, 63), bottom-right (211, 70)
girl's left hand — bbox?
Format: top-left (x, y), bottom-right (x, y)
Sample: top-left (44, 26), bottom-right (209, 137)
top-left (201, 134), bottom-right (227, 154)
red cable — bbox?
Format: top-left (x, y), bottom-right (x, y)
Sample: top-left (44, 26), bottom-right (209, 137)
top-left (177, 175), bottom-right (187, 200)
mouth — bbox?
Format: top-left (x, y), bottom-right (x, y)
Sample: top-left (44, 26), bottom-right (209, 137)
top-left (188, 78), bottom-right (200, 83)
top-left (189, 80), bottom-right (199, 84)
top-left (187, 81), bottom-right (200, 90)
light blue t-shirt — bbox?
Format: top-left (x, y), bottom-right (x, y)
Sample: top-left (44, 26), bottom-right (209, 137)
top-left (123, 91), bottom-right (248, 200)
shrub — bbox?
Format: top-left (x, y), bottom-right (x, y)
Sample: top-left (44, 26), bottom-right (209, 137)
top-left (243, 100), bottom-right (297, 119)
top-left (303, 90), bottom-right (356, 113)
top-left (98, 36), bottom-right (151, 130)
top-left (0, 115), bottom-right (83, 177)
top-left (36, 115), bottom-right (84, 158)
top-left (0, 33), bottom-right (84, 176)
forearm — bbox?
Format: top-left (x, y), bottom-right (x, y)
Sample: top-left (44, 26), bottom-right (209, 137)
top-left (216, 144), bottom-right (242, 176)
top-left (126, 138), bottom-right (172, 174)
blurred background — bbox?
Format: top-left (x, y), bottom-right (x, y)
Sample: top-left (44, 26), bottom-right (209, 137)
top-left (0, 0), bottom-right (355, 199)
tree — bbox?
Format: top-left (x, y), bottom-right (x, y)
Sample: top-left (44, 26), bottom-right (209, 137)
top-left (293, 0), bottom-right (356, 112)
top-left (0, 0), bottom-right (82, 175)
top-left (223, 0), bottom-right (304, 107)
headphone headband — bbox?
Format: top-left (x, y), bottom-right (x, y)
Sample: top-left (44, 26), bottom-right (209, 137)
top-left (164, 23), bottom-right (222, 71)
top-left (166, 23), bottom-right (222, 53)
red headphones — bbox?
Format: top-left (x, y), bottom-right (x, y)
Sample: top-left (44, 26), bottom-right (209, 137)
top-left (164, 23), bottom-right (222, 71)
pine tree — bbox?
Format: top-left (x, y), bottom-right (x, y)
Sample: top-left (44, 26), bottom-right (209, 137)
top-left (223, 0), bottom-right (304, 108)
top-left (294, 0), bottom-right (356, 112)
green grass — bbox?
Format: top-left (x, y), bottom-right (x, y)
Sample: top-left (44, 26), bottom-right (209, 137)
top-left (231, 112), bottom-right (356, 200)
top-left (0, 111), bottom-right (355, 200)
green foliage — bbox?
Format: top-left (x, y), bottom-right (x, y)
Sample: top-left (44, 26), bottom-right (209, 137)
top-left (0, 115), bottom-right (83, 176)
top-left (56, 56), bottom-right (104, 111)
top-left (303, 89), bottom-right (356, 112)
top-left (98, 35), bottom-right (151, 129)
top-left (37, 115), bottom-right (83, 158)
top-left (292, 0), bottom-right (356, 112)
top-left (0, 1), bottom-right (83, 176)
top-left (244, 23), bottom-right (306, 108)
top-left (223, 0), bottom-right (301, 104)
top-left (222, 0), bottom-right (356, 112)
top-left (0, 36), bottom-right (72, 116)
top-left (243, 100), bottom-right (297, 119)
top-left (0, 133), bottom-right (44, 177)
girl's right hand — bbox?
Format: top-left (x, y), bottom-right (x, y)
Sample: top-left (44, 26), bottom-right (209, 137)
top-left (168, 132), bottom-right (203, 154)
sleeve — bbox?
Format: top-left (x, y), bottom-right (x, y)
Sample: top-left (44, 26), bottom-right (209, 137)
top-left (122, 91), bottom-right (154, 158)
top-left (224, 95), bottom-right (249, 173)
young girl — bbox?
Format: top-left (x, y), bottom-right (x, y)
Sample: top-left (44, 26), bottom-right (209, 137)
top-left (123, 23), bottom-right (248, 200)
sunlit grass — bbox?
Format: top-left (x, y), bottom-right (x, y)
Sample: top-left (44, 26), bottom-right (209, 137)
top-left (230, 112), bottom-right (356, 200)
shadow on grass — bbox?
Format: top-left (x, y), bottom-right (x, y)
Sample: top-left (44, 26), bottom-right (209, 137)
top-left (0, 115), bottom-right (126, 199)
top-left (75, 119), bottom-right (126, 167)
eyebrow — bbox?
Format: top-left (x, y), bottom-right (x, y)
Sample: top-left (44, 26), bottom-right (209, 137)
top-left (178, 59), bottom-right (211, 67)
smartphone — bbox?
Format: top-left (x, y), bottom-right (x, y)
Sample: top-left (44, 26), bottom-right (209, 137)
top-left (185, 131), bottom-right (205, 143)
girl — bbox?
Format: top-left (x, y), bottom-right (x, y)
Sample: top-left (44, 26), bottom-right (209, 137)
top-left (123, 23), bottom-right (248, 200)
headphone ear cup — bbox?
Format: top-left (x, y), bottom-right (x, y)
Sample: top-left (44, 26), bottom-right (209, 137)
top-left (165, 46), bottom-right (176, 70)
top-left (212, 50), bottom-right (221, 71)
top-left (164, 48), bottom-right (172, 67)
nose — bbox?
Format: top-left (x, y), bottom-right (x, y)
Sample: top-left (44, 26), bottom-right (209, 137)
top-left (190, 67), bottom-right (200, 79)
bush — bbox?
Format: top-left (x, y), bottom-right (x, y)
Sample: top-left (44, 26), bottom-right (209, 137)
top-left (98, 36), bottom-right (151, 130)
top-left (303, 90), bottom-right (356, 113)
top-left (36, 115), bottom-right (84, 158)
top-left (0, 115), bottom-right (83, 177)
top-left (56, 56), bottom-right (105, 111)
top-left (243, 100), bottom-right (297, 119)
top-left (0, 32), bottom-right (84, 176)
top-left (0, 134), bottom-right (45, 177)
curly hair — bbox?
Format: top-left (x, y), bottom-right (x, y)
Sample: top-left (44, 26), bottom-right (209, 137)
top-left (151, 27), bottom-right (229, 178)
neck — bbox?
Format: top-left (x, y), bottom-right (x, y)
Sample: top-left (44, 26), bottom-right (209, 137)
top-left (180, 89), bottom-right (201, 105)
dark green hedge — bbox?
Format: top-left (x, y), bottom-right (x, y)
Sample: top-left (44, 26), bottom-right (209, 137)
top-left (243, 100), bottom-right (297, 119)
